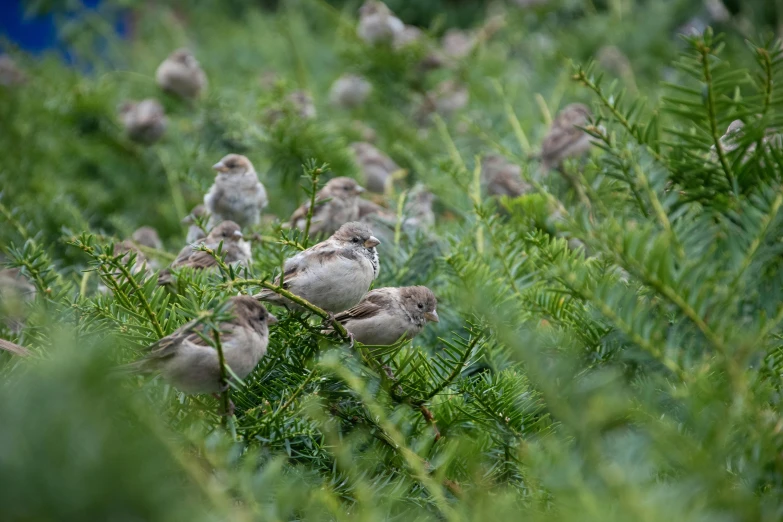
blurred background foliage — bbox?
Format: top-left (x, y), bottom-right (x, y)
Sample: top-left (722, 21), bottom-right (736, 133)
top-left (3, 0), bottom-right (783, 520)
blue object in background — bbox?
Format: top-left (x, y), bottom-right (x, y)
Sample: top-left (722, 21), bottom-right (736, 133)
top-left (0, 0), bottom-right (127, 58)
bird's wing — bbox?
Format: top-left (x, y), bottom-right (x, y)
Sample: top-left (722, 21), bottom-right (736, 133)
top-left (334, 289), bottom-right (393, 322)
top-left (289, 188), bottom-right (331, 227)
top-left (143, 320), bottom-right (212, 361)
top-left (541, 125), bottom-right (584, 163)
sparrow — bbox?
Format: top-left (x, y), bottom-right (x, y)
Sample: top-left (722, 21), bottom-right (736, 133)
top-left (204, 154), bottom-right (268, 230)
top-left (442, 29), bottom-right (475, 59)
top-left (0, 267), bottom-right (36, 333)
top-left (158, 221), bottom-right (251, 285)
top-left (289, 177), bottom-right (365, 236)
top-left (155, 48), bottom-right (207, 99)
top-left (0, 55), bottom-right (27, 87)
top-left (350, 142), bottom-right (400, 194)
top-left (402, 183), bottom-right (436, 231)
top-left (417, 80), bottom-right (469, 123)
top-left (182, 204), bottom-right (209, 244)
top-left (540, 103), bottom-right (593, 171)
top-left (330, 74), bottom-right (373, 109)
top-left (124, 296), bottom-right (276, 394)
top-left (118, 99), bottom-right (167, 145)
top-left (331, 286), bottom-right (438, 345)
top-left (254, 222), bottom-right (380, 313)
top-left (112, 240), bottom-right (151, 275)
top-left (709, 120), bottom-right (782, 165)
top-left (357, 0), bottom-right (404, 45)
top-left (481, 154), bottom-right (531, 198)
top-left (393, 24), bottom-right (423, 49)
top-left (132, 226), bottom-right (163, 250)
top-left (358, 184), bottom-right (435, 244)
top-left (265, 90), bottom-right (317, 124)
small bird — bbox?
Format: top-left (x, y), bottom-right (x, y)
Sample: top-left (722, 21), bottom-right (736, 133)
top-left (265, 90), bottom-right (317, 124)
top-left (540, 103), bottom-right (593, 171)
top-left (393, 24), bottom-right (423, 49)
top-left (288, 90), bottom-right (317, 120)
top-left (441, 29), bottom-right (475, 59)
top-left (350, 142), bottom-right (400, 194)
top-left (402, 184), bottom-right (436, 231)
top-left (0, 267), bottom-right (36, 333)
top-left (254, 222), bottom-right (380, 313)
top-left (204, 154), bottom-right (268, 230)
top-left (417, 80), bottom-right (469, 123)
top-left (182, 204), bottom-right (209, 244)
top-left (357, 0), bottom-right (404, 45)
top-left (0, 55), bottom-right (26, 87)
top-left (118, 99), bottom-right (167, 145)
top-left (330, 74), bottom-right (372, 109)
top-left (125, 296), bottom-right (276, 394)
top-left (155, 48), bottom-right (207, 99)
top-left (332, 286), bottom-right (439, 345)
top-left (481, 154), bottom-right (531, 198)
top-left (289, 177), bottom-right (365, 236)
top-left (132, 226), bottom-right (164, 251)
top-left (158, 221), bottom-right (251, 285)
top-left (113, 240), bottom-right (151, 275)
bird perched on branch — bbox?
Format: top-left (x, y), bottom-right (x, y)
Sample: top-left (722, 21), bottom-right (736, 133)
top-left (540, 103), bottom-right (593, 171)
top-left (118, 99), bottom-right (167, 145)
top-left (132, 226), bottom-right (163, 251)
top-left (124, 296), bottom-right (276, 394)
top-left (290, 177), bottom-right (365, 236)
top-left (254, 222), bottom-right (380, 313)
top-left (330, 74), bottom-right (372, 109)
top-left (155, 48), bottom-right (207, 99)
top-left (182, 204), bottom-right (209, 244)
top-left (0, 267), bottom-right (36, 333)
top-left (481, 154), bottom-right (531, 198)
top-left (350, 142), bottom-right (400, 194)
top-left (158, 221), bottom-right (250, 285)
top-left (357, 0), bottom-right (404, 45)
top-left (331, 286), bottom-right (439, 345)
top-left (204, 154), bottom-right (268, 230)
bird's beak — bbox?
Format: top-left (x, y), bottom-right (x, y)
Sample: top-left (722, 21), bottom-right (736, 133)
top-left (424, 310), bottom-right (439, 323)
top-left (355, 185), bottom-right (365, 194)
top-left (267, 313), bottom-right (278, 325)
top-left (233, 230), bottom-right (244, 238)
top-left (212, 161), bottom-right (228, 173)
top-left (364, 236), bottom-right (380, 248)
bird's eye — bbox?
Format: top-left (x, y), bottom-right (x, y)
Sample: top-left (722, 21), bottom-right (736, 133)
top-left (417, 303), bottom-right (424, 309)
top-left (352, 237), bottom-right (360, 243)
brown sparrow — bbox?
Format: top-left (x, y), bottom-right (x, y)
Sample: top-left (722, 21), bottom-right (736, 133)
top-left (158, 221), bottom-right (250, 285)
top-left (350, 142), bottom-right (400, 194)
top-left (254, 222), bottom-right (380, 313)
top-left (481, 154), bottom-right (531, 198)
top-left (330, 74), bottom-right (372, 109)
top-left (540, 103), bottom-right (593, 171)
top-left (357, 0), bottom-right (404, 45)
top-left (131, 227), bottom-right (163, 250)
top-left (125, 296), bottom-right (276, 394)
top-left (289, 177), bottom-right (365, 236)
top-left (182, 204), bottom-right (209, 244)
top-left (118, 99), bottom-right (167, 145)
top-left (0, 267), bottom-right (36, 333)
top-left (332, 286), bottom-right (438, 345)
top-left (204, 154), bottom-right (268, 230)
top-left (155, 48), bottom-right (207, 99)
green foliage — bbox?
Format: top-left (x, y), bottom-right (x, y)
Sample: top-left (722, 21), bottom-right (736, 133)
top-left (3, 0), bottom-right (783, 520)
